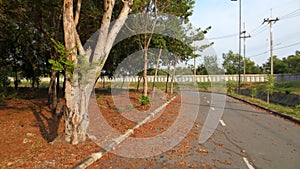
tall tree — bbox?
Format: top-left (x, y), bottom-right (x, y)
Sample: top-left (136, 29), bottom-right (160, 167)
top-left (185, 25), bottom-right (212, 84)
top-left (126, 0), bottom-right (195, 96)
top-left (222, 50), bottom-right (261, 75)
top-left (262, 56), bottom-right (289, 74)
top-left (285, 51), bottom-right (300, 73)
top-left (62, 0), bottom-right (133, 144)
top-left (202, 55), bottom-right (223, 75)
top-left (0, 0), bottom-right (63, 91)
top-left (222, 50), bottom-right (240, 74)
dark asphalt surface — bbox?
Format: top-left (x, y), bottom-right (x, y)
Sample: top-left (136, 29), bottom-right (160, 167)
top-left (91, 91), bottom-right (300, 169)
top-left (192, 92), bottom-right (300, 169)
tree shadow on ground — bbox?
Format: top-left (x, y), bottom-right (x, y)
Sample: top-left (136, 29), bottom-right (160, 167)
top-left (31, 100), bottom-right (64, 142)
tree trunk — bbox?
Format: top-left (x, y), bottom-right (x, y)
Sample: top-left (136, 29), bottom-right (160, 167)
top-left (142, 49), bottom-right (148, 96)
top-left (14, 69), bottom-right (18, 90)
top-left (62, 0), bottom-right (133, 144)
top-left (121, 76), bottom-right (125, 89)
top-left (137, 76), bottom-right (142, 91)
top-left (62, 71), bottom-right (67, 97)
top-left (56, 71), bottom-right (60, 97)
top-left (152, 47), bottom-right (162, 92)
top-left (193, 56), bottom-right (197, 86)
top-left (165, 64), bottom-right (171, 93)
top-left (170, 56), bottom-right (180, 94)
top-left (63, 0), bottom-right (88, 144)
top-left (102, 76), bottom-right (105, 88)
top-left (64, 83), bottom-right (91, 144)
top-left (48, 70), bottom-right (57, 108)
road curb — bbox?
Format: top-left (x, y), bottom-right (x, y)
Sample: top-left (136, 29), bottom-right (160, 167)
top-left (227, 94), bottom-right (300, 125)
top-left (72, 95), bottom-right (177, 169)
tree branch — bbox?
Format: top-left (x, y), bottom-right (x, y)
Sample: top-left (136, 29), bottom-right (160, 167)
top-left (91, 0), bottom-right (115, 63)
top-left (95, 0), bottom-right (133, 80)
top-left (74, 0), bottom-right (82, 26)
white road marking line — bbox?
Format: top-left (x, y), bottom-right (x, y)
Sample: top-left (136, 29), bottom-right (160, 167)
top-left (219, 120), bottom-right (226, 127)
top-left (243, 157), bottom-right (255, 169)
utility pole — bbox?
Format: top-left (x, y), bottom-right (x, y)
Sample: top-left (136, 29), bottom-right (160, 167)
top-left (230, 0), bottom-right (242, 94)
top-left (240, 23), bottom-right (251, 82)
top-left (263, 10), bottom-right (279, 75)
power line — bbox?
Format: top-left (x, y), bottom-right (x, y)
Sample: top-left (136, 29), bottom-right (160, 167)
top-left (206, 33), bottom-right (237, 40)
top-left (279, 8), bottom-right (300, 20)
top-left (273, 42), bottom-right (300, 51)
top-left (250, 25), bottom-right (269, 37)
top-left (248, 41), bottom-right (300, 58)
top-left (248, 24), bottom-right (264, 34)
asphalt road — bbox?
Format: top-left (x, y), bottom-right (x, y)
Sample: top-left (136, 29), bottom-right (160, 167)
top-left (195, 92), bottom-right (300, 169)
top-left (90, 91), bottom-right (300, 169)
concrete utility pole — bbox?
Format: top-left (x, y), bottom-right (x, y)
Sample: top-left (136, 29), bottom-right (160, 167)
top-left (240, 23), bottom-right (251, 81)
top-left (231, 0), bottom-right (242, 94)
top-left (263, 11), bottom-right (279, 75)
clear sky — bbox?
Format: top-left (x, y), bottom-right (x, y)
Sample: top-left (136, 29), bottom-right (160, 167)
top-left (190, 0), bottom-right (300, 66)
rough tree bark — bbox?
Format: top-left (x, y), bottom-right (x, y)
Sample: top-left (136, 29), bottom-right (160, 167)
top-left (62, 0), bottom-right (133, 145)
top-left (48, 70), bottom-right (57, 108)
top-left (142, 48), bottom-right (149, 96)
top-left (170, 55), bottom-right (180, 94)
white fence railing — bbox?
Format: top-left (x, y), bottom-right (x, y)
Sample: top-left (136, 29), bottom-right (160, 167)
top-left (9, 73), bottom-right (300, 83)
top-left (98, 74), bottom-right (269, 83)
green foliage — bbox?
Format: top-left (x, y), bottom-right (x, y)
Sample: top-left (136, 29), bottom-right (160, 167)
top-left (222, 51), bottom-right (240, 74)
top-left (198, 82), bottom-right (210, 90)
top-left (265, 74), bottom-right (275, 95)
top-left (227, 80), bottom-right (237, 94)
top-left (232, 93), bottom-right (300, 119)
top-left (145, 68), bottom-right (168, 76)
top-left (222, 50), bottom-right (263, 74)
top-left (295, 105), bottom-right (300, 112)
top-left (285, 89), bottom-right (292, 95)
top-left (139, 95), bottom-right (150, 105)
top-left (202, 55), bottom-right (224, 75)
top-left (262, 52), bottom-right (300, 74)
top-left (274, 82), bottom-right (300, 95)
top-left (48, 39), bottom-right (74, 76)
top-left (251, 87), bottom-right (257, 98)
top-left (0, 0), bottom-right (62, 88)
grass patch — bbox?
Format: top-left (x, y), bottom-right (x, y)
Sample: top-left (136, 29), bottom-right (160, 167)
top-left (231, 93), bottom-right (300, 119)
top-left (274, 82), bottom-right (300, 95)
top-left (242, 81), bottom-right (300, 95)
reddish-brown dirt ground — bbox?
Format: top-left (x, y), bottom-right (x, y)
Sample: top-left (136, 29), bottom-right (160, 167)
top-left (0, 88), bottom-right (212, 168)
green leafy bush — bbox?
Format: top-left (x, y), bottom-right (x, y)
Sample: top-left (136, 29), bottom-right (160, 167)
top-left (295, 105), bottom-right (300, 111)
top-left (285, 89), bottom-right (292, 94)
top-left (227, 80), bottom-right (237, 94)
top-left (251, 87), bottom-right (257, 98)
top-left (139, 95), bottom-right (150, 105)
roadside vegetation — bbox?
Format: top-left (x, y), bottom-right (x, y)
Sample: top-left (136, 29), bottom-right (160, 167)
top-left (228, 81), bottom-right (300, 119)
top-left (231, 93), bottom-right (300, 119)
